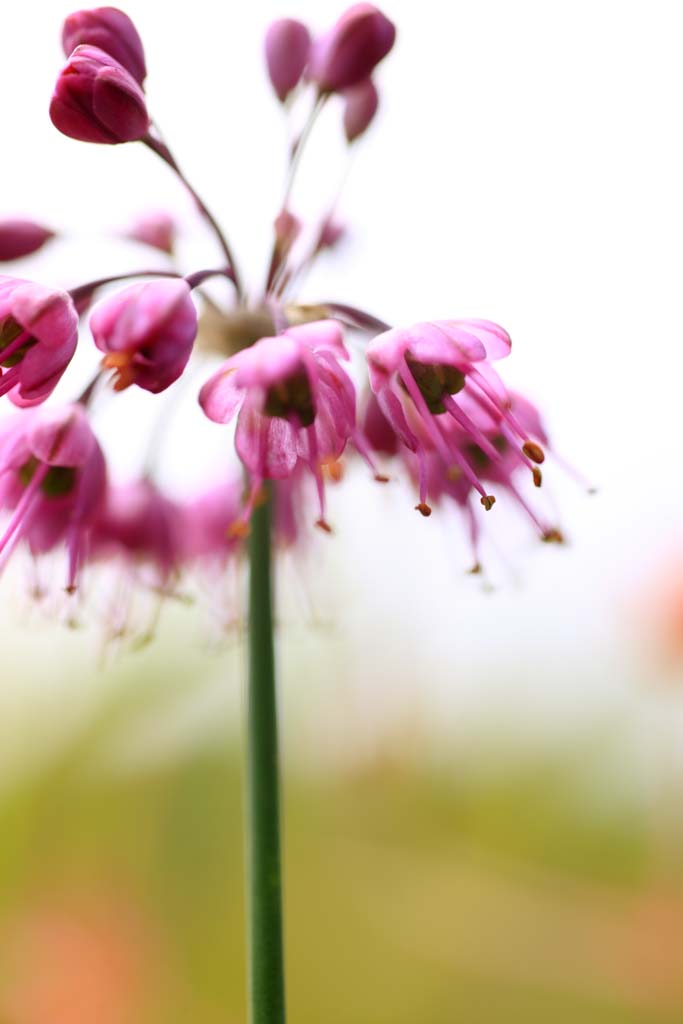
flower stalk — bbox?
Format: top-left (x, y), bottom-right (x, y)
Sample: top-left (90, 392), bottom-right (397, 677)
top-left (246, 486), bottom-right (286, 1024)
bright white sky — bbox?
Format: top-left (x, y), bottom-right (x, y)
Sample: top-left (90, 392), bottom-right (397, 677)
top-left (1, 0), bottom-right (682, 765)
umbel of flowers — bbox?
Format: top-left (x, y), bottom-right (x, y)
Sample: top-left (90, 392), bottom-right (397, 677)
top-left (0, 6), bottom-right (575, 1023)
top-left (0, 3), bottom-right (565, 603)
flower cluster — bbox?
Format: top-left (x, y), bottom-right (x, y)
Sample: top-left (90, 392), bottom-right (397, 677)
top-left (0, 4), bottom-right (568, 634)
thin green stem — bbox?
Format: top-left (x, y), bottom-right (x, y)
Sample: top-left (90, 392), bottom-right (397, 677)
top-left (246, 489), bottom-right (286, 1024)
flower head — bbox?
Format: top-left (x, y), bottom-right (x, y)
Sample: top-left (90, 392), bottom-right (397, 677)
top-left (50, 44), bottom-right (150, 144)
top-left (90, 278), bottom-right (198, 393)
top-left (200, 319), bottom-right (377, 531)
top-left (0, 405), bottom-right (106, 590)
top-left (264, 18), bottom-right (311, 102)
top-left (0, 219), bottom-right (55, 262)
top-left (61, 6), bottom-right (147, 86)
top-left (0, 277), bottom-right (78, 406)
top-left (309, 4), bottom-right (396, 93)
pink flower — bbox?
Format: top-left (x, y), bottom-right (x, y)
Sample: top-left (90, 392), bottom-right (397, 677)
top-left (366, 319), bottom-right (545, 516)
top-left (199, 319), bottom-right (378, 531)
top-left (343, 77), bottom-right (379, 142)
top-left (91, 479), bottom-right (183, 584)
top-left (309, 4), bottom-right (396, 93)
top-left (0, 277), bottom-right (78, 406)
top-left (0, 405), bottom-right (106, 590)
top-left (89, 278), bottom-right (198, 393)
top-left (181, 479), bottom-right (244, 562)
top-left (0, 219), bottom-right (55, 262)
top-left (50, 45), bottom-right (150, 144)
top-left (123, 210), bottom-right (176, 254)
top-left (61, 6), bottom-right (147, 86)
top-left (264, 18), bottom-right (311, 102)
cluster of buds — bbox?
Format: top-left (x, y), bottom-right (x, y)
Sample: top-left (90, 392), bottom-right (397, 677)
top-left (0, 4), bottom-right (569, 635)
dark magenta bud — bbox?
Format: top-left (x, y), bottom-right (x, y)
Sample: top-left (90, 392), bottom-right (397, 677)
top-left (264, 18), bottom-right (311, 103)
top-left (309, 4), bottom-right (395, 93)
top-left (0, 220), bottom-right (55, 262)
top-left (343, 77), bottom-right (379, 142)
top-left (62, 6), bottom-right (147, 85)
top-left (50, 45), bottom-right (150, 144)
top-left (90, 279), bottom-right (198, 394)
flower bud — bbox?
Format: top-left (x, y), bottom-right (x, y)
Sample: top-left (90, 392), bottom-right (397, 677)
top-left (62, 6), bottom-right (147, 86)
top-left (124, 210), bottom-right (176, 254)
top-left (90, 278), bottom-right (197, 393)
top-left (0, 220), bottom-right (55, 262)
top-left (314, 215), bottom-right (345, 253)
top-left (264, 18), bottom-right (311, 103)
top-left (309, 4), bottom-right (395, 93)
top-left (343, 77), bottom-right (379, 142)
top-left (50, 45), bottom-right (150, 145)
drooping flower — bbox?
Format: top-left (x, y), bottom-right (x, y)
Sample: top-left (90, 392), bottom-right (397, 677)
top-left (61, 6), bottom-right (148, 86)
top-left (309, 4), bottom-right (396, 93)
top-left (0, 277), bottom-right (78, 406)
top-left (89, 278), bottom-right (198, 393)
top-left (342, 77), bottom-right (379, 142)
top-left (264, 18), bottom-right (311, 103)
top-left (0, 405), bottom-right (106, 590)
top-left (366, 319), bottom-right (546, 516)
top-left (199, 319), bottom-right (380, 530)
top-left (91, 478), bottom-right (184, 586)
top-left (123, 210), bottom-right (176, 255)
top-left (0, 220), bottom-right (56, 262)
top-left (50, 45), bottom-right (150, 144)
top-left (180, 478), bottom-right (245, 564)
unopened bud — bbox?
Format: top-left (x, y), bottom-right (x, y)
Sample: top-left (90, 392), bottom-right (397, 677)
top-left (264, 18), bottom-right (311, 102)
top-left (309, 4), bottom-right (396, 93)
top-left (0, 219), bottom-right (55, 261)
top-left (50, 45), bottom-right (150, 145)
top-left (343, 77), bottom-right (379, 142)
top-left (62, 7), bottom-right (147, 85)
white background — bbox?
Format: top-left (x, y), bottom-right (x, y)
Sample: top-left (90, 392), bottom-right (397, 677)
top-left (1, 0), bottom-right (683, 765)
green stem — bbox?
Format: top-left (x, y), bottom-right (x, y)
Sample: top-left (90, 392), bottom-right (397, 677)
top-left (246, 488), bottom-right (286, 1024)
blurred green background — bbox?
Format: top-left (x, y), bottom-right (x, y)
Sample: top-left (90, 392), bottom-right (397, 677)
top-left (1, 616), bottom-right (682, 1024)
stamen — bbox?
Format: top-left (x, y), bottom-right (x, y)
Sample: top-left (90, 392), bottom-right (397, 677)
top-left (542, 528), bottom-right (565, 544)
top-left (351, 426), bottom-right (387, 482)
top-left (480, 495), bottom-right (496, 511)
top-left (506, 481), bottom-right (553, 538)
top-left (468, 369), bottom-right (531, 443)
top-left (0, 461), bottom-right (49, 561)
top-left (0, 365), bottom-right (20, 398)
top-left (0, 327), bottom-right (33, 366)
top-left (102, 352), bottom-right (136, 391)
top-left (532, 466), bottom-right (543, 488)
top-left (522, 440), bottom-right (545, 464)
top-left (399, 361), bottom-right (496, 505)
top-left (441, 393), bottom-right (504, 464)
top-left (415, 502), bottom-right (432, 517)
top-left (306, 426), bottom-right (328, 529)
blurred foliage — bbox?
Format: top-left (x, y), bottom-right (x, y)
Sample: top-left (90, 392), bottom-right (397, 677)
top-left (0, 661), bottom-right (682, 1023)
